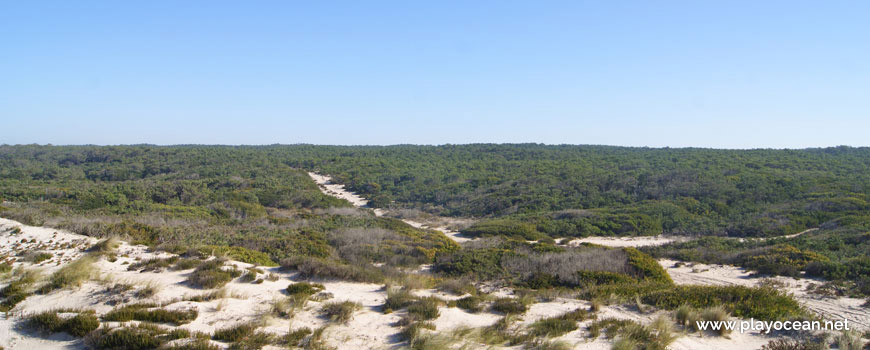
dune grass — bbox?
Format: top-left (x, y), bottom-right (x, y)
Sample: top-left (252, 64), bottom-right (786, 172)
top-left (187, 259), bottom-right (242, 289)
top-left (321, 301), bottom-right (361, 324)
top-left (453, 295), bottom-right (484, 313)
top-left (102, 303), bottom-right (198, 325)
top-left (491, 297), bottom-right (527, 314)
top-left (0, 269), bottom-right (39, 311)
top-left (213, 322), bottom-right (259, 342)
top-left (26, 310), bottom-right (100, 337)
top-left (39, 256), bottom-right (96, 293)
top-left (528, 309), bottom-right (591, 338)
top-left (84, 323), bottom-right (202, 350)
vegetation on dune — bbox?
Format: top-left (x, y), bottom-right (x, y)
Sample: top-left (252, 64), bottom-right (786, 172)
top-left (213, 322), bottom-right (258, 342)
top-left (434, 238), bottom-right (670, 288)
top-left (0, 145), bottom-right (455, 273)
top-left (581, 282), bottom-right (805, 321)
top-left (26, 310), bottom-right (100, 337)
top-left (321, 301), bottom-right (362, 323)
top-left (528, 309), bottom-right (591, 337)
top-left (646, 218), bottom-right (870, 295)
top-left (39, 255), bottom-right (96, 293)
top-left (0, 269), bottom-right (39, 311)
top-left (102, 303), bottom-right (198, 325)
top-left (187, 259), bottom-right (242, 289)
top-left (84, 323), bottom-right (205, 350)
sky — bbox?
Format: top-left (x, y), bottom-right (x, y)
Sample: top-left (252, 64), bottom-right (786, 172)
top-left (1, 1), bottom-right (868, 148)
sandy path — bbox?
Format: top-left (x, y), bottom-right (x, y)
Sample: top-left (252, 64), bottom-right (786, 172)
top-left (308, 172), bottom-right (472, 242)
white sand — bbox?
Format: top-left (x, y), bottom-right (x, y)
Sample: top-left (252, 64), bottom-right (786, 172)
top-left (566, 235), bottom-right (687, 248)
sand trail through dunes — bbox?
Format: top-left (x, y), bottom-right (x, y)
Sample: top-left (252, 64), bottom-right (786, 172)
top-left (308, 172), bottom-right (472, 242)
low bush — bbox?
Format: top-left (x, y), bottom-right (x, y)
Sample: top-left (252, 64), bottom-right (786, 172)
top-left (604, 318), bottom-right (676, 350)
top-left (280, 256), bottom-right (384, 283)
top-left (286, 282), bottom-right (325, 297)
top-left (435, 279), bottom-right (476, 296)
top-left (455, 295), bottom-right (484, 313)
top-left (228, 331), bottom-right (273, 350)
top-left (407, 297), bottom-right (442, 321)
top-left (163, 339), bottom-right (221, 350)
top-left (280, 328), bottom-right (312, 347)
top-left (321, 301), bottom-right (361, 323)
top-left (528, 309), bottom-right (590, 338)
top-left (194, 245), bottom-right (277, 267)
top-left (586, 318), bottom-right (634, 339)
top-left (84, 323), bottom-right (193, 350)
top-left (213, 322), bottom-right (258, 342)
top-left (0, 269), bottom-right (39, 311)
top-left (128, 256), bottom-right (180, 272)
top-left (384, 287), bottom-right (417, 313)
top-left (581, 282), bottom-right (805, 321)
top-left (491, 297), bottom-right (527, 314)
top-left (102, 304), bottom-right (198, 325)
top-left (187, 259), bottom-right (242, 289)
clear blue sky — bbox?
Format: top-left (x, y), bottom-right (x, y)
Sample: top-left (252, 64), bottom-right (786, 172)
top-left (1, 1), bottom-right (868, 148)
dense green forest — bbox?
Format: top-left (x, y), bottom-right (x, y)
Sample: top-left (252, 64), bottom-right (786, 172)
top-left (1, 144), bottom-right (868, 290)
top-left (287, 144), bottom-right (870, 238)
top-left (0, 145), bottom-right (457, 270)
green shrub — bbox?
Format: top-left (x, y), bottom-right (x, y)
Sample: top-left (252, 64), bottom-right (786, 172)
top-left (102, 304), bottom-right (198, 325)
top-left (128, 256), bottom-right (180, 272)
top-left (491, 298), bottom-right (526, 314)
top-left (195, 246), bottom-right (277, 267)
top-left (64, 313), bottom-right (101, 337)
top-left (286, 282), bottom-right (324, 297)
top-left (213, 322), bottom-right (258, 342)
top-left (228, 331), bottom-right (273, 350)
top-left (163, 339), bottom-right (221, 350)
top-left (26, 310), bottom-right (64, 334)
top-left (528, 309), bottom-right (590, 337)
top-left (624, 247), bottom-right (672, 283)
top-left (188, 259), bottom-right (242, 289)
top-left (281, 328), bottom-right (312, 347)
top-left (455, 295), bottom-right (484, 313)
top-left (384, 287), bottom-right (418, 313)
top-left (581, 282), bottom-right (805, 321)
top-left (84, 323), bottom-right (190, 350)
top-left (586, 318), bottom-right (634, 339)
top-left (173, 258), bottom-right (204, 270)
top-left (0, 270), bottom-right (38, 311)
top-left (281, 256), bottom-right (384, 283)
top-left (321, 301), bottom-right (361, 323)
top-left (407, 298), bottom-right (441, 321)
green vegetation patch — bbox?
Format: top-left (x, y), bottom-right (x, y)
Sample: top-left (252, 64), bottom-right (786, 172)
top-left (102, 303), bottom-right (198, 325)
